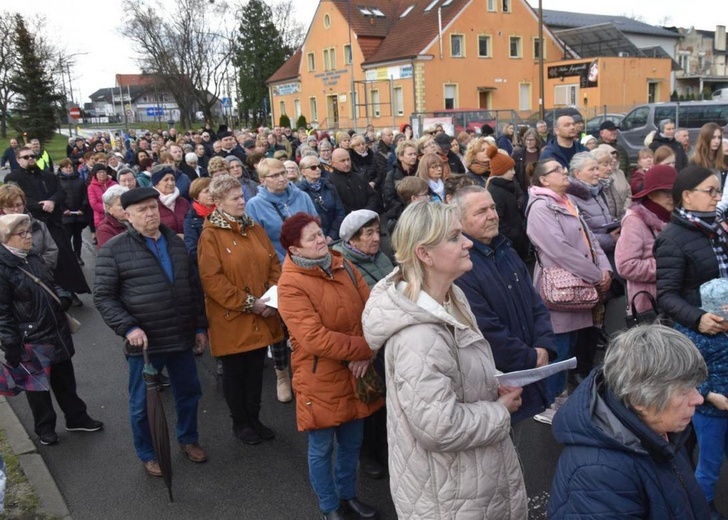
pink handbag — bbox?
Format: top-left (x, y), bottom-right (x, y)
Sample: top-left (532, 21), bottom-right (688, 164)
top-left (540, 267), bottom-right (599, 311)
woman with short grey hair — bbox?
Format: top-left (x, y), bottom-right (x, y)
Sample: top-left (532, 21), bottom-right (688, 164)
top-left (549, 324), bottom-right (710, 519)
top-left (96, 185), bottom-right (129, 248)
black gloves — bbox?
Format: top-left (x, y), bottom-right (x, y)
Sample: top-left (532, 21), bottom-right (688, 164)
top-left (58, 296), bottom-right (72, 312)
top-left (3, 346), bottom-right (21, 367)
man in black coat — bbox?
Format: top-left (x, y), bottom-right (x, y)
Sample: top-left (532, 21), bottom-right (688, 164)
top-left (94, 188), bottom-right (209, 478)
top-left (434, 132), bottom-right (466, 174)
top-left (328, 148), bottom-right (380, 215)
top-left (0, 138), bottom-right (19, 170)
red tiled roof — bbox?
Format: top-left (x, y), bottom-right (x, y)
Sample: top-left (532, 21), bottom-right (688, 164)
top-left (330, 0), bottom-right (401, 38)
top-left (363, 0), bottom-right (470, 65)
top-left (267, 49), bottom-right (303, 84)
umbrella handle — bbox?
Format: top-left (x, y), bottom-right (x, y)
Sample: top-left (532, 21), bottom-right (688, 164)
top-left (142, 341), bottom-right (150, 366)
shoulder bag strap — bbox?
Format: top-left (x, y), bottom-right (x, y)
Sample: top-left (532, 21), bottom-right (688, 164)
top-left (17, 266), bottom-right (62, 305)
top-left (268, 201), bottom-right (288, 221)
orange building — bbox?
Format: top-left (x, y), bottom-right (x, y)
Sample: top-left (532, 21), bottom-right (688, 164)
top-left (543, 57), bottom-right (672, 118)
top-left (267, 0), bottom-right (566, 130)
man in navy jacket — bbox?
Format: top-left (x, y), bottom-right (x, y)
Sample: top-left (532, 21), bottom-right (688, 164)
top-left (453, 186), bottom-right (555, 426)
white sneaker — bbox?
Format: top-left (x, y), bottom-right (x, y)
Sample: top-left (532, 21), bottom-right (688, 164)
top-left (534, 408), bottom-right (556, 425)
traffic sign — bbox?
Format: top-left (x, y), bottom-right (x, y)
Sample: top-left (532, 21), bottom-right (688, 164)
top-left (146, 107), bottom-right (163, 117)
top-left (69, 107), bottom-right (81, 119)
top-left (222, 97), bottom-right (232, 108)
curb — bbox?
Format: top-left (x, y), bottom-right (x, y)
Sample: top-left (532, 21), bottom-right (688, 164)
top-left (0, 396), bottom-right (72, 520)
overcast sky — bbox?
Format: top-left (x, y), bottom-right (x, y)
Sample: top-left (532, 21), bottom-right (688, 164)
top-left (0, 0), bottom-right (720, 105)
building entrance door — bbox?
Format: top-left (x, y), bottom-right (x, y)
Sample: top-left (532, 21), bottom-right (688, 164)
top-left (327, 95), bottom-right (339, 127)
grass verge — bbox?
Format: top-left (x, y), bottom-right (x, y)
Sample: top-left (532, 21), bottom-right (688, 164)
top-left (0, 426), bottom-right (47, 519)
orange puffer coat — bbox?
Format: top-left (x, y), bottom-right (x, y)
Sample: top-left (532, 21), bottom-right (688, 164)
top-left (278, 250), bottom-right (383, 431)
top-left (198, 211), bottom-right (284, 357)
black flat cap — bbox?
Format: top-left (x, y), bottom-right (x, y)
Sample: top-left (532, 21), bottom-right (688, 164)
top-left (120, 187), bottom-right (159, 210)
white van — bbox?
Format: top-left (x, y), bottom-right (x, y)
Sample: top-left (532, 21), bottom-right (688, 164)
top-left (713, 89), bottom-right (728, 100)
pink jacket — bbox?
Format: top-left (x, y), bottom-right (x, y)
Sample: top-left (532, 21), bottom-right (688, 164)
top-left (87, 178), bottom-right (118, 227)
top-left (526, 187), bottom-right (611, 334)
top-left (615, 203), bottom-right (667, 314)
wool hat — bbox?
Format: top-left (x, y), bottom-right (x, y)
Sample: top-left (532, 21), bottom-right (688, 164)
top-left (120, 187), bottom-right (159, 210)
top-left (632, 164), bottom-right (678, 199)
top-left (336, 131), bottom-right (350, 145)
top-left (0, 213), bottom-right (30, 243)
top-left (150, 165), bottom-right (176, 187)
top-left (91, 163), bottom-right (108, 176)
top-left (339, 209), bottom-right (379, 243)
top-left (487, 145), bottom-right (515, 176)
top-left (434, 132), bottom-right (453, 147)
top-left (580, 134), bottom-right (597, 146)
top-left (243, 139), bottom-right (256, 149)
top-left (225, 155), bottom-right (243, 166)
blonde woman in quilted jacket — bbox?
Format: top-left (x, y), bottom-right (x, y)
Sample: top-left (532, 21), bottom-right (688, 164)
top-left (362, 201), bottom-right (527, 519)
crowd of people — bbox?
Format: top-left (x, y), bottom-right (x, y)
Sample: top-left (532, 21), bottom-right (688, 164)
top-left (1, 113), bottom-right (728, 519)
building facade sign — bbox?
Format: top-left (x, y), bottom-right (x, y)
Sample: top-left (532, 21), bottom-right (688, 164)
top-left (273, 82), bottom-right (301, 96)
top-left (547, 60), bottom-right (599, 88)
top-left (365, 64), bottom-right (414, 82)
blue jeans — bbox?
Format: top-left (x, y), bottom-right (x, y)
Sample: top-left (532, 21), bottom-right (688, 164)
top-left (546, 331), bottom-right (578, 404)
top-left (693, 411), bottom-right (728, 502)
top-left (127, 350), bottom-right (202, 462)
top-left (308, 419), bottom-right (364, 514)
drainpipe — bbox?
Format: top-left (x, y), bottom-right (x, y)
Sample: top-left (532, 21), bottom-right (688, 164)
top-left (438, 8), bottom-right (443, 60)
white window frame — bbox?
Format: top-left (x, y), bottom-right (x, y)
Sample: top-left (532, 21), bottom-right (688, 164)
top-left (279, 100), bottom-right (286, 116)
top-left (371, 89), bottom-right (381, 118)
top-left (294, 99), bottom-right (301, 119)
top-left (393, 87), bottom-right (404, 116)
top-left (487, 0), bottom-right (496, 11)
top-left (307, 52), bottom-right (315, 72)
top-left (509, 36), bottom-right (522, 58)
top-left (344, 44), bottom-right (352, 65)
top-left (309, 97), bottom-right (318, 121)
top-left (444, 84), bottom-right (458, 110)
top-left (450, 34), bottom-right (465, 58)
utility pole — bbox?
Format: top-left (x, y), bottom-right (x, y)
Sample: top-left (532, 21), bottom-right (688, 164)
top-left (538, 0), bottom-right (545, 121)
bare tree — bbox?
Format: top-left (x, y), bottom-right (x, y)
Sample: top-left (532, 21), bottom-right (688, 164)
top-left (270, 0), bottom-right (306, 57)
top-left (121, 0), bottom-right (235, 127)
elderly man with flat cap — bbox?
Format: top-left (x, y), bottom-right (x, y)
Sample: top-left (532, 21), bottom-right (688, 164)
top-left (94, 187), bottom-right (209, 478)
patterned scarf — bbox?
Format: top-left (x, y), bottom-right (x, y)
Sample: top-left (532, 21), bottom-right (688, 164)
top-left (290, 252), bottom-right (332, 276)
top-left (677, 207), bottom-right (728, 278)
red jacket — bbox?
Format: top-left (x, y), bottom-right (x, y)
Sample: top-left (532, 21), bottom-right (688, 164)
top-left (157, 197), bottom-right (189, 235)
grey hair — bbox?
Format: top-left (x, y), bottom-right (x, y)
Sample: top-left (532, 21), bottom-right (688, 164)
top-left (591, 145), bottom-right (614, 163)
top-left (450, 185), bottom-right (487, 216)
top-left (208, 174), bottom-right (243, 201)
top-left (568, 151), bottom-right (596, 177)
top-left (604, 325), bottom-right (707, 414)
top-left (185, 152), bottom-right (198, 164)
top-left (102, 185), bottom-right (129, 207)
top-left (659, 119), bottom-right (674, 133)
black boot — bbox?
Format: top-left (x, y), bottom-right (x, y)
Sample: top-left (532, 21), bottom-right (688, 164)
top-left (340, 498), bottom-right (377, 519)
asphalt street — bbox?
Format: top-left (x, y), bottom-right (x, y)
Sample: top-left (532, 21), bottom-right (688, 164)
top-left (4, 226), bottom-right (728, 519)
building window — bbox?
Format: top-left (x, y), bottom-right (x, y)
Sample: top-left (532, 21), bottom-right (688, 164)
top-left (307, 52), bottom-right (315, 71)
top-left (279, 100), bottom-right (286, 116)
top-left (502, 0), bottom-right (511, 12)
top-left (444, 84), bottom-right (458, 110)
top-left (450, 34), bottom-right (464, 58)
top-left (698, 52), bottom-right (706, 71)
top-left (487, 0), bottom-right (496, 11)
top-left (679, 53), bottom-right (690, 74)
top-left (509, 36), bottom-right (522, 58)
top-left (329, 47), bottom-right (336, 69)
top-left (344, 44), bottom-right (352, 65)
top-left (519, 83), bottom-right (531, 111)
top-left (533, 37), bottom-right (543, 59)
top-left (554, 84), bottom-right (578, 106)
top-left (324, 48), bottom-right (336, 71)
top-left (478, 35), bottom-right (492, 58)
top-left (393, 87), bottom-right (404, 116)
top-left (371, 90), bottom-right (381, 118)
top-left (323, 13), bottom-right (331, 29)
top-left (294, 99), bottom-right (301, 118)
top-left (323, 49), bottom-right (330, 71)
top-left (309, 97), bottom-right (318, 121)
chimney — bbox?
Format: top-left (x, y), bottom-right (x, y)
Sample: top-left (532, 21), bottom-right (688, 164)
top-left (716, 25), bottom-right (726, 52)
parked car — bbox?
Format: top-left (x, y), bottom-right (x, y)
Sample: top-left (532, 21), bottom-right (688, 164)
top-left (525, 107), bottom-right (583, 131)
top-left (617, 100), bottom-right (728, 163)
top-left (585, 113), bottom-right (624, 138)
top-left (428, 109), bottom-right (523, 135)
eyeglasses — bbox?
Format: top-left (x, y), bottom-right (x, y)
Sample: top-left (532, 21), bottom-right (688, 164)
top-left (691, 187), bottom-right (723, 198)
top-left (305, 164), bottom-right (320, 170)
top-left (544, 165), bottom-right (567, 175)
top-left (18, 154), bottom-right (36, 160)
top-left (12, 230), bottom-right (32, 239)
top-left (265, 171), bottom-right (286, 179)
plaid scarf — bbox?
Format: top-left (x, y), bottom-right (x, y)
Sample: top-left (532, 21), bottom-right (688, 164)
top-left (677, 207), bottom-right (728, 278)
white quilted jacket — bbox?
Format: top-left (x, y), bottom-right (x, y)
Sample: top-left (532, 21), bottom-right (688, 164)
top-left (362, 269), bottom-right (527, 519)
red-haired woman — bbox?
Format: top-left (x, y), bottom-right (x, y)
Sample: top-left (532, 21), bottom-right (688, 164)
top-left (277, 212), bottom-right (382, 520)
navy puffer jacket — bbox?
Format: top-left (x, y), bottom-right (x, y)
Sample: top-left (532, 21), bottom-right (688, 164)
top-left (94, 224), bottom-right (207, 355)
top-left (549, 369), bottom-right (710, 520)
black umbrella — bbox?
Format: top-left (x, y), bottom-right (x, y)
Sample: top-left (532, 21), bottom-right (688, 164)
top-left (143, 345), bottom-right (173, 502)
